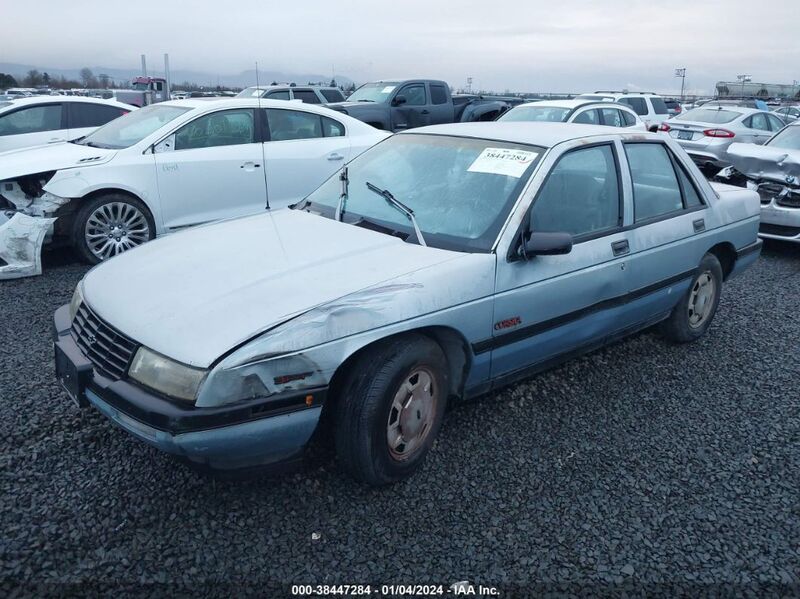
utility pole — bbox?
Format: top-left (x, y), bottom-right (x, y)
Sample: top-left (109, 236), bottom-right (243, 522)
top-left (164, 53), bottom-right (171, 99)
top-left (674, 68), bottom-right (686, 102)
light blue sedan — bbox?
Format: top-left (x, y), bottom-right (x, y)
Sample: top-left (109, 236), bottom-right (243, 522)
top-left (53, 123), bottom-right (762, 485)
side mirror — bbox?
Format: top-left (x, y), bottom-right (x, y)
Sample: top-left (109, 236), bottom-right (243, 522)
top-left (518, 231), bottom-right (573, 259)
top-left (153, 133), bottom-right (175, 154)
top-left (392, 95), bottom-right (407, 106)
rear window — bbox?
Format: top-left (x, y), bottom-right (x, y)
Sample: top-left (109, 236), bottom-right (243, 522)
top-left (650, 97), bottom-right (669, 115)
top-left (676, 108), bottom-right (739, 124)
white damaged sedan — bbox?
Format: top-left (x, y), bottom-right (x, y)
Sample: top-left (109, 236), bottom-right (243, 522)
top-left (0, 98), bottom-right (388, 278)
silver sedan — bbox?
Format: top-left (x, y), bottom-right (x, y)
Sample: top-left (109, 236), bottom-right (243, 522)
top-left (659, 106), bottom-right (785, 171)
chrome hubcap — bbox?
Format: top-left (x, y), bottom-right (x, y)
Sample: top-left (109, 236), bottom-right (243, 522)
top-left (85, 202), bottom-right (150, 261)
top-left (688, 271), bottom-right (716, 328)
top-left (386, 368), bottom-right (437, 461)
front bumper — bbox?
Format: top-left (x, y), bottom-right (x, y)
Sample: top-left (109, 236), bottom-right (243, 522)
top-left (52, 305), bottom-right (325, 470)
top-left (758, 199), bottom-right (800, 244)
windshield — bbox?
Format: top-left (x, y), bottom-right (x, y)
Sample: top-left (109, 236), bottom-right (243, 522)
top-left (676, 108), bottom-right (740, 124)
top-left (498, 105), bottom-right (571, 123)
top-left (767, 125), bottom-right (800, 150)
top-left (301, 134), bottom-right (544, 252)
top-left (346, 82), bottom-right (401, 103)
top-left (78, 105), bottom-right (191, 149)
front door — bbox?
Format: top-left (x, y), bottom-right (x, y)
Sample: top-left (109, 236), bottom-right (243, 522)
top-left (154, 108), bottom-right (267, 230)
top-left (261, 107), bottom-right (352, 209)
top-left (490, 143), bottom-right (631, 381)
top-left (390, 83), bottom-right (430, 130)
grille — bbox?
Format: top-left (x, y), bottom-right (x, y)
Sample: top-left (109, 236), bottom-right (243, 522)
top-left (70, 304), bottom-right (138, 380)
top-left (759, 223), bottom-right (800, 237)
top-left (776, 192), bottom-right (800, 209)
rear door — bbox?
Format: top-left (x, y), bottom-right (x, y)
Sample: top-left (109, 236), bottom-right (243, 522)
top-left (490, 142), bottom-right (631, 381)
top-left (154, 107), bottom-right (267, 230)
top-left (743, 113), bottom-right (773, 144)
top-left (67, 102), bottom-right (130, 141)
top-left (427, 83), bottom-right (454, 124)
top-left (621, 140), bottom-right (710, 325)
top-left (261, 107), bottom-right (352, 208)
top-left (0, 102), bottom-right (65, 151)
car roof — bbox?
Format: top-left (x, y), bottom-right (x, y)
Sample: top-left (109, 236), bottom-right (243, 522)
top-left (404, 121), bottom-right (654, 148)
top-left (242, 85), bottom-right (338, 90)
top-left (0, 95), bottom-right (133, 111)
top-left (516, 99), bottom-right (632, 110)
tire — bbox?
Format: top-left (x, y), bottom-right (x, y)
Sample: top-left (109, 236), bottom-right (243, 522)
top-left (659, 253), bottom-right (723, 343)
top-left (71, 193), bottom-right (155, 264)
top-left (335, 334), bottom-right (449, 486)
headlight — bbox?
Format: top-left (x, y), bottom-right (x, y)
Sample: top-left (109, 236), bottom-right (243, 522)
top-left (128, 347), bottom-right (207, 402)
top-left (68, 281), bottom-right (84, 323)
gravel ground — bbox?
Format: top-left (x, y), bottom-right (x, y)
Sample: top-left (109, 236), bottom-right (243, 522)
top-left (1, 243), bottom-right (799, 597)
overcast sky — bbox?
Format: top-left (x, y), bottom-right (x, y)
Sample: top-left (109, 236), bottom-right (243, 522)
top-left (4, 0), bottom-right (798, 94)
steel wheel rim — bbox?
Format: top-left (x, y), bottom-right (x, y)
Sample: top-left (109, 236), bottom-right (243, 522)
top-left (688, 270), bottom-right (716, 328)
top-left (85, 202), bottom-right (150, 261)
top-left (386, 367), bottom-right (437, 462)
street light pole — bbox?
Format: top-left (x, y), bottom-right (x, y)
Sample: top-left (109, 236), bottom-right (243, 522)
top-left (674, 68), bottom-right (686, 102)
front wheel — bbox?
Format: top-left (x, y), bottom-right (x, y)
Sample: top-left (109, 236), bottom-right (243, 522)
top-left (659, 253), bottom-right (723, 343)
top-left (335, 334), bottom-right (449, 486)
top-left (71, 193), bottom-right (155, 264)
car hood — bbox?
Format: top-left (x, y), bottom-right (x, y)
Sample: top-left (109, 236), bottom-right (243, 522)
top-left (0, 142), bottom-right (116, 180)
top-left (82, 209), bottom-right (466, 367)
top-left (726, 142), bottom-right (800, 183)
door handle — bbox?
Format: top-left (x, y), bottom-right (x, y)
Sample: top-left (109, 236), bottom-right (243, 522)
top-left (421, 110), bottom-right (430, 114)
top-left (239, 162), bottom-right (261, 169)
top-left (611, 239), bottom-right (630, 256)
top-left (693, 218), bottom-right (705, 233)
top-left (327, 153), bottom-right (344, 161)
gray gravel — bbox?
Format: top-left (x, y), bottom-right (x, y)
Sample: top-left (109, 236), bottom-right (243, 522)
top-left (1, 243), bottom-right (799, 597)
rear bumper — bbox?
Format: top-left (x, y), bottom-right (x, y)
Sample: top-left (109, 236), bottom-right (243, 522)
top-left (53, 304), bottom-right (325, 471)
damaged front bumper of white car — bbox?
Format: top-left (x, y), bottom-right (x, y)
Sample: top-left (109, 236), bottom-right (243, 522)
top-left (0, 179), bottom-right (70, 279)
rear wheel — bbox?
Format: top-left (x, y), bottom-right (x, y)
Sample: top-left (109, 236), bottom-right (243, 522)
top-left (335, 334), bottom-right (449, 486)
top-left (71, 193), bottom-right (155, 264)
top-left (659, 253), bottom-right (723, 343)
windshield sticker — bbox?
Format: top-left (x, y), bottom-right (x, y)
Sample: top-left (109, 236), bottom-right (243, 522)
top-left (467, 148), bottom-right (538, 178)
top-left (381, 86), bottom-right (396, 94)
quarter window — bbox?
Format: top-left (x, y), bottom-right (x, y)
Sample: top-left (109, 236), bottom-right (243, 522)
top-left (322, 116), bottom-right (345, 137)
top-left (625, 143), bottom-right (684, 221)
top-left (0, 104), bottom-right (63, 136)
top-left (398, 85), bottom-right (426, 106)
top-left (766, 114), bottom-right (785, 131)
top-left (621, 111), bottom-right (637, 126)
top-left (746, 113), bottom-right (770, 131)
top-left (174, 109), bottom-right (255, 150)
top-left (531, 145), bottom-right (620, 237)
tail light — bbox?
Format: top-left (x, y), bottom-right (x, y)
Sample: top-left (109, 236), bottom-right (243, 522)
top-left (703, 128), bottom-right (735, 138)
top-left (658, 123), bottom-right (670, 132)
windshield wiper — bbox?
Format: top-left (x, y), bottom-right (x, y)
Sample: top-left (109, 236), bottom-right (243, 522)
top-left (365, 182), bottom-right (427, 246)
top-left (335, 166), bottom-right (349, 221)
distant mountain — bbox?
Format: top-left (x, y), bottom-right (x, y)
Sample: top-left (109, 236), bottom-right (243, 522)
top-left (0, 62), bottom-right (354, 89)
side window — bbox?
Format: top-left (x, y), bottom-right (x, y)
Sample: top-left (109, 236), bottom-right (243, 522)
top-left (620, 97), bottom-right (647, 116)
top-left (69, 103), bottom-right (128, 128)
top-left (174, 109), bottom-right (255, 150)
top-left (0, 104), bottom-right (63, 136)
top-left (531, 145), bottom-right (620, 237)
top-left (292, 89), bottom-right (321, 104)
top-left (320, 89), bottom-right (345, 103)
top-left (747, 113), bottom-right (770, 131)
top-left (266, 109), bottom-right (322, 141)
top-left (430, 84), bottom-right (448, 105)
top-left (265, 90), bottom-right (290, 100)
top-left (621, 110), bottom-right (637, 126)
top-left (766, 114), bottom-right (785, 131)
top-left (398, 84), bottom-right (426, 106)
top-left (322, 116), bottom-right (345, 137)
top-left (573, 109), bottom-right (600, 124)
top-left (674, 160), bottom-right (704, 208)
top-left (601, 108), bottom-right (624, 127)
top-left (625, 143), bottom-right (684, 221)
